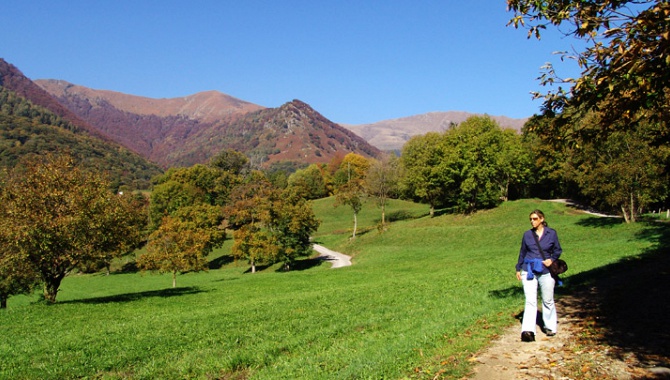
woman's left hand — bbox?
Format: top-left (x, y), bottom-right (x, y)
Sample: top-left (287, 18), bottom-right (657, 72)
top-left (542, 259), bottom-right (553, 267)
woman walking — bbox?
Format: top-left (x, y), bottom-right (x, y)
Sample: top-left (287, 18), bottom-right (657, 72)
top-left (515, 209), bottom-right (563, 342)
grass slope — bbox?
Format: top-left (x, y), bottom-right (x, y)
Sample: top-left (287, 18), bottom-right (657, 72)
top-left (1, 198), bottom-right (664, 379)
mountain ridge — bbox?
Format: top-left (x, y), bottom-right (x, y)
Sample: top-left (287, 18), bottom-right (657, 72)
top-left (35, 80), bottom-right (263, 123)
top-left (344, 111), bottom-right (528, 151)
top-left (3, 58), bottom-right (530, 170)
top-left (34, 77), bottom-right (381, 168)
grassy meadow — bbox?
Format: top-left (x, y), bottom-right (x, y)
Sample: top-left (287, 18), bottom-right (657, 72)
top-left (1, 198), bottom-right (665, 379)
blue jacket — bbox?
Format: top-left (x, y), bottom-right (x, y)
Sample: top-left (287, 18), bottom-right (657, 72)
top-left (516, 227), bottom-right (563, 275)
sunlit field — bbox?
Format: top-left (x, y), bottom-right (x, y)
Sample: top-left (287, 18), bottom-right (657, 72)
top-left (1, 198), bottom-right (662, 379)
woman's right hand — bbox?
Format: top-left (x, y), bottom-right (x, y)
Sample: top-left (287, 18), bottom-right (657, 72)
top-left (516, 271), bottom-right (522, 281)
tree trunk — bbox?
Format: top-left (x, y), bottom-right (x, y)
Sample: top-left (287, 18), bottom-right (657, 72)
top-left (381, 204), bottom-right (386, 226)
top-left (251, 259), bottom-right (256, 274)
top-left (429, 205), bottom-right (435, 218)
top-left (621, 204), bottom-right (630, 223)
top-left (43, 275), bottom-right (64, 303)
top-left (172, 271), bottom-right (177, 288)
top-left (352, 211), bottom-right (358, 239)
top-left (630, 192), bottom-right (636, 223)
top-left (1, 294), bottom-right (7, 309)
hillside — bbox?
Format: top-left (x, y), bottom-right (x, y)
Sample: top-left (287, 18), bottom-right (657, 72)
top-left (0, 87), bottom-right (162, 189)
top-left (345, 111), bottom-right (528, 151)
top-left (7, 57), bottom-right (528, 167)
top-left (0, 59), bottom-right (108, 140)
top-left (180, 99), bottom-right (380, 167)
top-left (0, 60), bottom-right (163, 189)
top-left (35, 79), bottom-right (380, 168)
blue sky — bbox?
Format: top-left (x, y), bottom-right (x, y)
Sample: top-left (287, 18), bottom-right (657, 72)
top-left (0, 1), bottom-right (584, 124)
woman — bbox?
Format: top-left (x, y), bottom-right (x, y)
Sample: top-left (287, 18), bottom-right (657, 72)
top-left (515, 209), bottom-right (563, 342)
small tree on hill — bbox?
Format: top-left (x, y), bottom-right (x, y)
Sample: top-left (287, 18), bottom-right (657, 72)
top-left (401, 133), bottom-right (451, 217)
top-left (334, 153), bottom-right (369, 238)
top-left (136, 215), bottom-right (210, 288)
top-left (365, 154), bottom-right (402, 229)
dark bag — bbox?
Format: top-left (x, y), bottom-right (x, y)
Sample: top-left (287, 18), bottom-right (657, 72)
top-left (548, 258), bottom-right (568, 276)
top-left (531, 231), bottom-right (567, 278)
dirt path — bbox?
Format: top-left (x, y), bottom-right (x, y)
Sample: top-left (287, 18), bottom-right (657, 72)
top-left (313, 244), bottom-right (352, 268)
top-left (469, 291), bottom-right (670, 379)
top-left (469, 294), bottom-right (628, 379)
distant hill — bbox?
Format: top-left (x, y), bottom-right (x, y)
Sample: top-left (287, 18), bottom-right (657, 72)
top-left (344, 112), bottom-right (529, 151)
top-left (35, 80), bottom-right (380, 168)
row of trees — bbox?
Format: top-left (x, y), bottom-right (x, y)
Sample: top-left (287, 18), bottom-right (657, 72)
top-left (146, 150), bottom-right (320, 278)
top-left (288, 116), bottom-right (530, 234)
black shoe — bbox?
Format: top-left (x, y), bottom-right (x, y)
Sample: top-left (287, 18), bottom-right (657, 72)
top-left (546, 330), bottom-right (556, 337)
top-left (521, 331), bottom-right (535, 342)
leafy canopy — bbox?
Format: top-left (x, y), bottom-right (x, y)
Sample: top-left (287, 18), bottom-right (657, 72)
top-left (0, 153), bottom-right (147, 303)
top-left (508, 0), bottom-right (670, 129)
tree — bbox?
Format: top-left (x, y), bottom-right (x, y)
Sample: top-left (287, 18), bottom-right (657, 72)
top-left (80, 192), bottom-right (149, 275)
top-left (446, 116), bottom-right (521, 212)
top-left (0, 248), bottom-right (39, 309)
top-left (209, 148), bottom-right (249, 175)
top-left (365, 154), bottom-right (402, 228)
top-left (521, 114), bottom-right (576, 199)
top-left (269, 188), bottom-right (321, 270)
top-left (401, 133), bottom-right (452, 217)
top-left (149, 180), bottom-right (204, 229)
top-left (0, 153), bottom-right (145, 303)
top-left (226, 172), bottom-right (276, 272)
top-left (508, 0), bottom-right (670, 130)
top-left (494, 129), bottom-right (532, 201)
top-left (287, 163), bottom-right (330, 200)
top-left (225, 172), bottom-right (320, 272)
top-left (136, 216), bottom-right (210, 288)
top-left (560, 111), bottom-right (669, 221)
top-left (149, 164), bottom-right (241, 229)
top-left (507, 0), bottom-right (670, 215)
top-left (334, 153), bottom-right (370, 238)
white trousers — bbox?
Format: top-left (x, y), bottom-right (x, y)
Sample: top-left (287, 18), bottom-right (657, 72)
top-left (521, 271), bottom-right (557, 333)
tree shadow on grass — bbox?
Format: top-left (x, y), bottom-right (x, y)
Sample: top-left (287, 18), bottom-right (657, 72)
top-left (209, 254), bottom-right (234, 269)
top-left (287, 257), bottom-right (325, 271)
top-left (59, 286), bottom-right (206, 305)
top-left (565, 222), bottom-right (670, 369)
top-left (575, 216), bottom-right (622, 228)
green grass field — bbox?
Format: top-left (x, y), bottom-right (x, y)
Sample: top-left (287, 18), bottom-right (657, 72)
top-left (1, 198), bottom-right (664, 379)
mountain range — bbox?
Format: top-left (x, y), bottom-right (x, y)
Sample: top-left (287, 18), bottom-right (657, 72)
top-left (344, 112), bottom-right (527, 152)
top-left (33, 79), bottom-right (380, 169)
top-left (1, 57), bottom-right (528, 171)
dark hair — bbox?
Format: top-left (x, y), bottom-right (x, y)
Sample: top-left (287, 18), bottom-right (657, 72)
top-left (530, 209), bottom-right (548, 227)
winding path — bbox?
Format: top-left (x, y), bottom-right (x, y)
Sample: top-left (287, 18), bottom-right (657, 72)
top-left (313, 244), bottom-right (352, 268)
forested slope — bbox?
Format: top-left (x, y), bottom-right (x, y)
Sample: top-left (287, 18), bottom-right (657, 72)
top-left (0, 86), bottom-right (161, 189)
